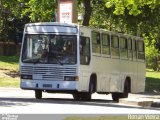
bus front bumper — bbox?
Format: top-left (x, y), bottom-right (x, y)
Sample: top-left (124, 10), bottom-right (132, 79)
top-left (20, 80), bottom-right (78, 91)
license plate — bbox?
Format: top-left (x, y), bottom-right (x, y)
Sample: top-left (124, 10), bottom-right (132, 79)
top-left (43, 84), bottom-right (52, 88)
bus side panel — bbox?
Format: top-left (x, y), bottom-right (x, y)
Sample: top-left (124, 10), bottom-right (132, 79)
top-left (78, 65), bottom-right (91, 92)
top-left (91, 56), bottom-right (111, 92)
top-left (109, 59), bottom-right (121, 92)
top-left (119, 59), bottom-right (129, 92)
top-left (91, 56), bottom-right (122, 93)
top-left (78, 27), bottom-right (92, 92)
top-left (130, 61), bottom-right (138, 93)
top-left (137, 62), bottom-right (146, 92)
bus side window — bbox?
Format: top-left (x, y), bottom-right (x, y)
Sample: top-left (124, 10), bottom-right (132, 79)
top-left (111, 35), bottom-right (120, 58)
top-left (92, 31), bottom-right (101, 54)
top-left (132, 39), bottom-right (137, 60)
top-left (102, 33), bottom-right (110, 55)
top-left (120, 37), bottom-right (128, 59)
top-left (128, 38), bottom-right (133, 60)
top-left (137, 41), bottom-right (145, 60)
top-left (80, 36), bottom-right (91, 65)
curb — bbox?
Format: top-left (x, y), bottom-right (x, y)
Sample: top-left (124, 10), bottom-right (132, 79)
top-left (119, 98), bottom-right (159, 108)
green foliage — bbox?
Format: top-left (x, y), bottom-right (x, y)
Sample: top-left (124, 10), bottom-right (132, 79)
top-left (146, 69), bottom-right (160, 93)
top-left (0, 0), bottom-right (57, 42)
top-left (0, 0), bottom-right (26, 42)
top-left (20, 0), bottom-right (56, 22)
top-left (145, 39), bottom-right (158, 62)
top-left (1, 0), bottom-right (21, 17)
top-left (105, 0), bottom-right (160, 16)
top-left (144, 33), bottom-right (160, 71)
top-left (90, 0), bottom-right (108, 28)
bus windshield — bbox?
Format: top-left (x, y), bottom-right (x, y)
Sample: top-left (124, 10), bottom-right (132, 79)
top-left (22, 34), bottom-right (77, 65)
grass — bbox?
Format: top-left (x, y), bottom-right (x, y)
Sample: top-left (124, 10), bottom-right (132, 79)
top-left (0, 55), bottom-right (20, 88)
top-left (64, 114), bottom-right (155, 120)
top-left (65, 114), bottom-right (160, 120)
top-left (64, 116), bottom-right (140, 120)
top-left (145, 69), bottom-right (160, 93)
top-left (0, 56), bottom-right (19, 71)
top-left (0, 77), bottom-right (20, 88)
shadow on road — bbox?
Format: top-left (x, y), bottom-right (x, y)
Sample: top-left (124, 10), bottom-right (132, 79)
top-left (0, 98), bottom-right (31, 107)
top-left (0, 97), bottom-right (159, 111)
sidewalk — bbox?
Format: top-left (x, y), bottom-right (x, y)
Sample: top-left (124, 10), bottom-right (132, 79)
top-left (119, 93), bottom-right (160, 108)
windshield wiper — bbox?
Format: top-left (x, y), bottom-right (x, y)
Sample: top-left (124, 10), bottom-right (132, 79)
top-left (33, 58), bottom-right (41, 64)
top-left (49, 52), bottom-right (63, 65)
top-left (49, 43), bottom-right (63, 66)
top-left (23, 58), bottom-right (40, 64)
top-left (52, 53), bottom-right (63, 66)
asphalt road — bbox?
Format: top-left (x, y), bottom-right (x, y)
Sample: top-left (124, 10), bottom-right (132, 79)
top-left (0, 87), bottom-right (160, 114)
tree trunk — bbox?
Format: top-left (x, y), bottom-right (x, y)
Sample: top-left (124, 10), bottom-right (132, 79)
top-left (82, 0), bottom-right (92, 26)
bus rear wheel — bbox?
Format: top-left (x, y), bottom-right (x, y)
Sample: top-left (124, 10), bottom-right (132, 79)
top-left (123, 80), bottom-right (130, 98)
top-left (35, 90), bottom-right (42, 99)
top-left (112, 93), bottom-right (123, 101)
top-left (112, 80), bottom-right (130, 101)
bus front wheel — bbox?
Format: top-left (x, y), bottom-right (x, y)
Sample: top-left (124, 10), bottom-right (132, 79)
top-left (73, 81), bottom-right (94, 101)
top-left (72, 93), bottom-right (81, 100)
top-left (35, 90), bottom-right (42, 99)
top-left (82, 81), bottom-right (94, 101)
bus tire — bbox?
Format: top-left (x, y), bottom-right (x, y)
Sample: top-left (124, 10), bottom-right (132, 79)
top-left (123, 80), bottom-right (130, 98)
top-left (72, 93), bottom-right (81, 100)
top-left (35, 90), bottom-right (42, 99)
top-left (112, 80), bottom-right (130, 101)
top-left (112, 93), bottom-right (123, 101)
top-left (82, 81), bottom-right (94, 101)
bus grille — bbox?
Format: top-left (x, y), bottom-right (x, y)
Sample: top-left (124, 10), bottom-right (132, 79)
top-left (21, 66), bottom-right (77, 81)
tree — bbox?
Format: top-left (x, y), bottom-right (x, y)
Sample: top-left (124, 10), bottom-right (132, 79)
top-left (105, 0), bottom-right (160, 16)
top-left (82, 0), bottom-right (92, 26)
top-left (0, 0), bottom-right (18, 42)
top-left (20, 0), bottom-right (56, 22)
top-left (144, 33), bottom-right (160, 71)
top-left (0, 0), bottom-right (29, 43)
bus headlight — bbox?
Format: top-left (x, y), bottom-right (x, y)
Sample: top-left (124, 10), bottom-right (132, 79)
top-left (21, 75), bottom-right (33, 80)
top-left (64, 76), bottom-right (79, 81)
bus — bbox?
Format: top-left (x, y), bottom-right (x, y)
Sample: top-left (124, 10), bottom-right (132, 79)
top-left (20, 22), bottom-right (146, 101)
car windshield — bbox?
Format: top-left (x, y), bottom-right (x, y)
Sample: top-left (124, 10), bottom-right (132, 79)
top-left (22, 34), bottom-right (77, 65)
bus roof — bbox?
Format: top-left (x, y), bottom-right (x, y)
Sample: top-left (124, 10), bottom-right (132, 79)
top-left (24, 22), bottom-right (78, 34)
top-left (25, 22), bottom-right (78, 28)
top-left (24, 22), bottom-right (143, 40)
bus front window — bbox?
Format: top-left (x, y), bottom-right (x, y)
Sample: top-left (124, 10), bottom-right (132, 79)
top-left (22, 35), bottom-right (77, 65)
